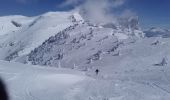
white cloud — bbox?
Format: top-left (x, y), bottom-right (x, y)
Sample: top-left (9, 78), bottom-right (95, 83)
top-left (120, 9), bottom-right (137, 18)
top-left (62, 0), bottom-right (126, 7)
top-left (113, 0), bottom-right (126, 7)
top-left (80, 0), bottom-right (115, 24)
top-left (61, 0), bottom-right (127, 24)
top-left (16, 0), bottom-right (132, 24)
top-left (61, 0), bottom-right (83, 6)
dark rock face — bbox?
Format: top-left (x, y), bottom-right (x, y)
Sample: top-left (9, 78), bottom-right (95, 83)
top-left (11, 20), bottom-right (22, 27)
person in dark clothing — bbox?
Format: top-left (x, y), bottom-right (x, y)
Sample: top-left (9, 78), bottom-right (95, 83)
top-left (95, 69), bottom-right (99, 75)
top-left (0, 79), bottom-right (8, 100)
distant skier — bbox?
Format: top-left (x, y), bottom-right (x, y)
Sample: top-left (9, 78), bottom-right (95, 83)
top-left (95, 69), bottom-right (99, 75)
top-left (154, 57), bottom-right (168, 66)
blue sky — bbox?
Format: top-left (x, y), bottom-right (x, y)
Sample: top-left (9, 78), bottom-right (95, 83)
top-left (126, 0), bottom-right (170, 29)
top-left (0, 0), bottom-right (170, 29)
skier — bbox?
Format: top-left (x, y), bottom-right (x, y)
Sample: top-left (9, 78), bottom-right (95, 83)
top-left (95, 69), bottom-right (99, 75)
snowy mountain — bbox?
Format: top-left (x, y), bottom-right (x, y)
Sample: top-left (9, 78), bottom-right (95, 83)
top-left (1, 11), bottom-right (170, 100)
top-left (4, 12), bottom-right (144, 70)
top-left (26, 22), bottom-right (120, 69)
top-left (0, 12), bottom-right (83, 61)
top-left (1, 36), bottom-right (170, 100)
top-left (0, 11), bottom-right (144, 65)
top-left (145, 27), bottom-right (170, 38)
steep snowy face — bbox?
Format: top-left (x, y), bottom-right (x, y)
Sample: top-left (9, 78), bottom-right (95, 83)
top-left (145, 27), bottom-right (170, 38)
top-left (26, 22), bottom-right (121, 70)
top-left (0, 12), bottom-right (84, 61)
top-left (25, 19), bottom-right (144, 70)
top-left (0, 11), bottom-right (145, 66)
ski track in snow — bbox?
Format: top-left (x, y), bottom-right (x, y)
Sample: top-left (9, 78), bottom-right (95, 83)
top-left (0, 61), bottom-right (88, 100)
top-left (1, 60), bottom-right (170, 100)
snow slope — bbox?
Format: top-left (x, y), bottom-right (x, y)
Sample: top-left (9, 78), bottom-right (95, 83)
top-left (1, 53), bottom-right (170, 100)
top-left (0, 61), bottom-right (88, 100)
top-left (2, 11), bottom-right (170, 100)
top-left (25, 16), bottom-right (144, 69)
top-left (0, 12), bottom-right (83, 61)
top-left (0, 11), bottom-right (144, 63)
top-left (26, 22), bottom-right (120, 69)
top-left (25, 34), bottom-right (170, 100)
top-left (0, 15), bottom-right (33, 36)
